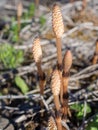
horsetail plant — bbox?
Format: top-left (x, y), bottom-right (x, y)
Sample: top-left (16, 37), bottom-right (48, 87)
top-left (52, 4), bottom-right (64, 104)
top-left (70, 0), bottom-right (74, 3)
top-left (63, 49), bottom-right (72, 74)
top-left (35, 0), bottom-right (39, 8)
top-left (32, 37), bottom-right (46, 96)
top-left (17, 2), bottom-right (23, 36)
top-left (51, 69), bottom-right (62, 130)
top-left (52, 4), bottom-right (64, 68)
top-left (62, 49), bottom-right (72, 119)
top-left (82, 0), bottom-right (87, 10)
top-left (95, 39), bottom-right (98, 55)
top-left (48, 116), bottom-right (57, 130)
top-left (92, 39), bottom-right (98, 64)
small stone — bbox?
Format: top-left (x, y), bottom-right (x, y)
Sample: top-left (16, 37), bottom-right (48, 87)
top-left (0, 117), bottom-right (14, 130)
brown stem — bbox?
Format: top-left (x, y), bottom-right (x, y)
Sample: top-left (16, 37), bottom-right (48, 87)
top-left (63, 74), bottom-right (69, 93)
top-left (62, 73), bottom-right (69, 119)
top-left (70, 0), bottom-right (74, 3)
top-left (54, 95), bottom-right (62, 130)
top-left (36, 62), bottom-right (45, 107)
top-left (39, 79), bottom-right (45, 95)
top-left (92, 55), bottom-right (98, 65)
top-left (17, 16), bottom-right (21, 38)
top-left (82, 0), bottom-right (87, 10)
top-left (63, 100), bottom-right (68, 119)
top-left (62, 127), bottom-right (67, 130)
top-left (36, 62), bottom-right (45, 95)
top-left (36, 62), bottom-right (43, 77)
top-left (54, 95), bottom-right (60, 111)
top-left (56, 37), bottom-right (62, 66)
top-left (92, 39), bottom-right (98, 64)
top-left (35, 0), bottom-right (39, 8)
top-left (60, 77), bottom-right (63, 105)
top-left (95, 39), bottom-right (98, 54)
top-left (56, 117), bottom-right (62, 130)
top-left (34, 0), bottom-right (40, 17)
top-left (56, 37), bottom-right (63, 105)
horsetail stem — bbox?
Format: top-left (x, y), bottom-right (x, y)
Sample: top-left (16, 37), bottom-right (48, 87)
top-left (51, 70), bottom-right (61, 110)
top-left (52, 4), bottom-right (64, 39)
top-left (48, 116), bottom-right (57, 130)
top-left (17, 2), bottom-right (23, 36)
top-left (35, 0), bottom-right (39, 8)
top-left (52, 4), bottom-right (64, 66)
top-left (32, 37), bottom-right (45, 95)
top-left (92, 39), bottom-right (98, 64)
top-left (82, 0), bottom-right (87, 10)
top-left (63, 49), bottom-right (73, 73)
top-left (62, 49), bottom-right (72, 119)
top-left (51, 69), bottom-right (62, 130)
top-left (52, 4), bottom-right (64, 105)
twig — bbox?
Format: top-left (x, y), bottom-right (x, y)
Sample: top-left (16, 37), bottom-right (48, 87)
top-left (84, 112), bottom-right (98, 124)
top-left (62, 120), bottom-right (70, 130)
top-left (0, 105), bottom-right (19, 110)
top-left (13, 22), bottom-right (98, 50)
top-left (0, 62), bottom-right (98, 85)
top-left (46, 96), bottom-right (53, 105)
top-left (63, 22), bottom-right (98, 38)
top-left (0, 94), bottom-right (40, 100)
top-left (69, 98), bottom-right (98, 105)
top-left (40, 95), bottom-right (49, 110)
top-left (70, 70), bottom-right (98, 81)
top-left (71, 64), bottom-right (98, 77)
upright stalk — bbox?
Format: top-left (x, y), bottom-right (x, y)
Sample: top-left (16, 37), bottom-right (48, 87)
top-left (92, 56), bottom-right (98, 65)
top-left (92, 39), bottom-right (98, 64)
top-left (62, 50), bottom-right (72, 119)
top-left (62, 72), bottom-right (69, 119)
top-left (51, 69), bottom-right (62, 130)
top-left (36, 62), bottom-right (45, 95)
top-left (35, 0), bottom-right (39, 8)
top-left (32, 38), bottom-right (45, 96)
top-left (56, 38), bottom-right (62, 67)
top-left (82, 0), bottom-right (87, 10)
top-left (35, 0), bottom-right (40, 17)
top-left (17, 2), bottom-right (23, 38)
top-left (52, 4), bottom-right (64, 105)
top-left (70, 0), bottom-right (74, 3)
top-left (17, 16), bottom-right (21, 34)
